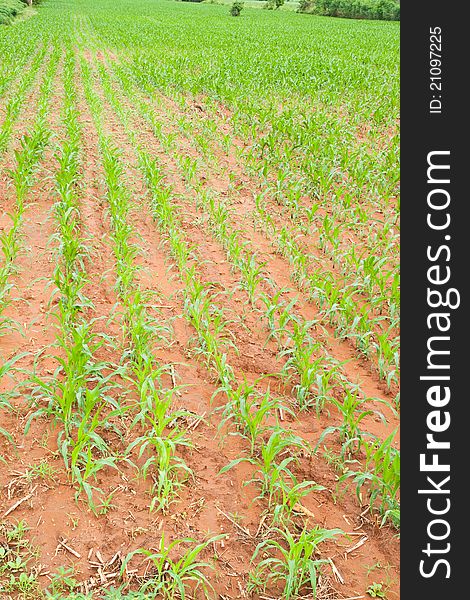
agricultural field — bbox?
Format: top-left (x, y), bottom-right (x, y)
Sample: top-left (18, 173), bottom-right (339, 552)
top-left (0, 0), bottom-right (400, 598)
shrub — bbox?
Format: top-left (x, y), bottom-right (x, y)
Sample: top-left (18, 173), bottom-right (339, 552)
top-left (297, 0), bottom-right (311, 11)
top-left (230, 0), bottom-right (244, 16)
top-left (0, 0), bottom-right (26, 25)
top-left (265, 0), bottom-right (285, 9)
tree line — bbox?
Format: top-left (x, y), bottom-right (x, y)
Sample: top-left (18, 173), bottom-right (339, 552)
top-left (298, 0), bottom-right (400, 20)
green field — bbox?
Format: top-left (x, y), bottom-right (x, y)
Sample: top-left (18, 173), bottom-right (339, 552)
top-left (1, 1), bottom-right (399, 598)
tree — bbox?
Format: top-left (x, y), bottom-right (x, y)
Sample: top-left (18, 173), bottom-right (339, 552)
top-left (230, 0), bottom-right (244, 16)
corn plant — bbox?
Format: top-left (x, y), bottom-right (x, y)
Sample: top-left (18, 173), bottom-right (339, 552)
top-left (248, 526), bottom-right (342, 599)
top-left (220, 429), bottom-right (310, 507)
top-left (216, 379), bottom-right (292, 455)
top-left (268, 476), bottom-right (324, 526)
top-left (120, 533), bottom-right (225, 599)
top-left (316, 391), bottom-right (388, 458)
top-left (126, 391), bottom-right (194, 512)
top-left (339, 430), bottom-right (400, 528)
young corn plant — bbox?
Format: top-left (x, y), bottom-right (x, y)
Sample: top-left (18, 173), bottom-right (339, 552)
top-left (120, 533), bottom-right (225, 599)
top-left (220, 428), bottom-right (310, 508)
top-left (66, 388), bottom-right (125, 513)
top-left (316, 391), bottom-right (388, 458)
top-left (217, 380), bottom-right (292, 455)
top-left (126, 393), bottom-right (194, 513)
top-left (280, 319), bottom-right (343, 413)
top-left (339, 430), bottom-right (400, 529)
top-left (271, 479), bottom-right (326, 525)
top-left (248, 526), bottom-right (342, 599)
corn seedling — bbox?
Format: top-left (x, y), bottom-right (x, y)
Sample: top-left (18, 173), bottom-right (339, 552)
top-left (248, 526), bottom-right (342, 599)
top-left (120, 533), bottom-right (225, 599)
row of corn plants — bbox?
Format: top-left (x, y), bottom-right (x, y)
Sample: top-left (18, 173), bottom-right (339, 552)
top-left (0, 46), bottom-right (59, 337)
top-left (0, 43), bottom-right (49, 154)
top-left (25, 46), bottom-right (126, 515)
top-left (80, 55), bottom-right (197, 515)
top-left (0, 45), bottom-right (60, 461)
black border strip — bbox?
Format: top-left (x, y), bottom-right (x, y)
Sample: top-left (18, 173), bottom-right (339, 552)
top-left (402, 3), bottom-right (467, 597)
